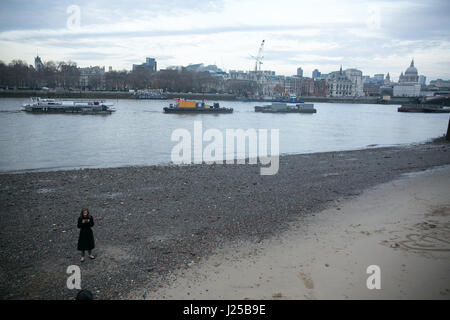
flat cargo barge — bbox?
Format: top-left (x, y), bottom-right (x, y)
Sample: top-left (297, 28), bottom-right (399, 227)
top-left (255, 102), bottom-right (316, 113)
top-left (163, 100), bottom-right (233, 113)
top-left (398, 105), bottom-right (450, 113)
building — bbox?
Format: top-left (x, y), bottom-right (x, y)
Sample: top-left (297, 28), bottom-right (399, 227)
top-left (284, 76), bottom-right (303, 95)
top-left (419, 75), bottom-right (426, 86)
top-left (184, 63), bottom-right (223, 73)
top-left (326, 66), bottom-right (363, 97)
top-left (228, 70), bottom-right (251, 80)
top-left (79, 66), bottom-right (106, 90)
top-left (34, 55), bottom-right (44, 71)
top-left (363, 83), bottom-right (381, 96)
top-left (299, 77), bottom-right (314, 96)
top-left (313, 79), bottom-right (328, 96)
top-left (384, 73), bottom-right (391, 85)
top-left (362, 73), bottom-right (390, 96)
top-left (262, 74), bottom-right (284, 97)
top-left (165, 65), bottom-right (183, 71)
top-left (204, 65), bottom-right (224, 74)
top-left (429, 79), bottom-right (450, 89)
top-left (185, 63), bottom-right (204, 72)
top-left (296, 67), bottom-right (303, 77)
top-left (393, 84), bottom-right (421, 97)
top-left (374, 74), bottom-right (384, 82)
top-left (326, 67), bottom-right (354, 97)
top-left (133, 57), bottom-right (157, 72)
top-left (393, 60), bottom-right (421, 97)
top-left (312, 69), bottom-right (321, 79)
top-left (344, 68), bottom-right (364, 96)
top-left (399, 60), bottom-right (419, 83)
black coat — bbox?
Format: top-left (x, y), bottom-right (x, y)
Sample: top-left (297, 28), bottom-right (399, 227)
top-left (77, 216), bottom-right (95, 251)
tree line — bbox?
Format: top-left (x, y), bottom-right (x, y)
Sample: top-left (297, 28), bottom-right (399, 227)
top-left (0, 60), bottom-right (80, 89)
top-left (0, 60), bottom-right (259, 95)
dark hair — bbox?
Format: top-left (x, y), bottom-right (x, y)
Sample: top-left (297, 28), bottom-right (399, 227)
top-left (80, 208), bottom-right (90, 218)
top-left (76, 289), bottom-right (94, 300)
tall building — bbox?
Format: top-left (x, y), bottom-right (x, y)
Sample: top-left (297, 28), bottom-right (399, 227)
top-left (312, 69), bottom-right (321, 79)
top-left (34, 55), bottom-right (44, 71)
top-left (419, 75), bottom-right (426, 85)
top-left (133, 57), bottom-right (157, 72)
top-left (145, 58), bottom-right (157, 71)
top-left (296, 67), bottom-right (303, 77)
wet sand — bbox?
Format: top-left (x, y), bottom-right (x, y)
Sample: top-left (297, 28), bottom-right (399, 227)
top-left (0, 141), bottom-right (449, 299)
top-left (136, 165), bottom-right (450, 299)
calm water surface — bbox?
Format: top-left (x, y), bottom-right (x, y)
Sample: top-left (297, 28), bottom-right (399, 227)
top-left (0, 98), bottom-right (448, 172)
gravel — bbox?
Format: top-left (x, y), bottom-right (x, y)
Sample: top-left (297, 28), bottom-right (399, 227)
top-left (0, 141), bottom-right (449, 299)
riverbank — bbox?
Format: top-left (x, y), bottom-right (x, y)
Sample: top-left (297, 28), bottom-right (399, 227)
top-left (0, 90), bottom-right (237, 101)
top-left (0, 90), bottom-right (416, 105)
top-left (137, 164), bottom-right (450, 299)
top-left (0, 141), bottom-right (449, 299)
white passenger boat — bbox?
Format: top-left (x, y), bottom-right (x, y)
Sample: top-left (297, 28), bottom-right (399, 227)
top-left (22, 97), bottom-right (116, 114)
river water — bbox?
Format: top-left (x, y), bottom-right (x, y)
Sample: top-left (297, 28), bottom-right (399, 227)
top-left (0, 98), bottom-right (448, 173)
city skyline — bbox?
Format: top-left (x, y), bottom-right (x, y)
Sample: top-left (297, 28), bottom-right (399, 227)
top-left (0, 0), bottom-right (449, 81)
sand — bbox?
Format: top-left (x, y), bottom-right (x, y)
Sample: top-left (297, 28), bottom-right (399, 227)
top-left (1, 142), bottom-right (449, 299)
top-left (134, 165), bottom-right (450, 300)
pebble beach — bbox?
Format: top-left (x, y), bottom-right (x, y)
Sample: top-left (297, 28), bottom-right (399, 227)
top-left (0, 141), bottom-right (449, 299)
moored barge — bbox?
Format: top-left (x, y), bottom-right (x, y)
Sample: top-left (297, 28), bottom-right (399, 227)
top-left (163, 99), bottom-right (233, 113)
top-left (255, 102), bottom-right (316, 113)
top-left (398, 105), bottom-right (450, 113)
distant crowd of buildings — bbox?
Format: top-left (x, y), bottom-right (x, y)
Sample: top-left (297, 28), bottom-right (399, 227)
top-left (159, 58), bottom-right (449, 98)
top-left (33, 55), bottom-right (450, 98)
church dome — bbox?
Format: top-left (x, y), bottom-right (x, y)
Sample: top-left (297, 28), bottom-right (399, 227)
top-left (405, 59), bottom-right (418, 74)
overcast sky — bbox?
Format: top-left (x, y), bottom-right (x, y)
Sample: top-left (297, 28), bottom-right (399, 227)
top-left (0, 0), bottom-right (449, 81)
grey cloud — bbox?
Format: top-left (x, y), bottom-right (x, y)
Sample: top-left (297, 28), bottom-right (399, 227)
top-left (68, 51), bottom-right (118, 60)
top-left (0, 0), bottom-right (225, 32)
top-left (376, 0), bottom-right (450, 40)
top-left (0, 22), bottom-right (366, 43)
top-left (0, 0), bottom-right (448, 79)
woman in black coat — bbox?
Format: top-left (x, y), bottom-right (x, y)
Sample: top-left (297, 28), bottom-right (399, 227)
top-left (77, 208), bottom-right (95, 262)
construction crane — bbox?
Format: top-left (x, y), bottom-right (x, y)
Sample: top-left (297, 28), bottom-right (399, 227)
top-left (250, 40), bottom-right (265, 73)
top-left (249, 40), bottom-right (266, 98)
